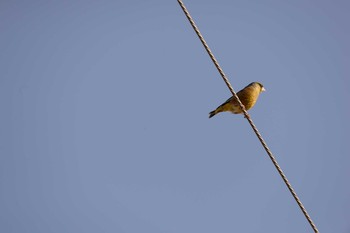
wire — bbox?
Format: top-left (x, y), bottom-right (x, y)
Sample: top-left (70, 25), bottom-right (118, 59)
top-left (177, 1), bottom-right (319, 232)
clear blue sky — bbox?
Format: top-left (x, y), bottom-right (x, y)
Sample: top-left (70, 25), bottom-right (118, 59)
top-left (1, 1), bottom-right (349, 232)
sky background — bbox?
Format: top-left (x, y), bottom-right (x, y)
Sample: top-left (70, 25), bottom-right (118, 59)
top-left (1, 0), bottom-right (349, 232)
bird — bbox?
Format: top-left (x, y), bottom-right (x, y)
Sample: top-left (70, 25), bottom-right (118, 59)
top-left (209, 82), bottom-right (265, 118)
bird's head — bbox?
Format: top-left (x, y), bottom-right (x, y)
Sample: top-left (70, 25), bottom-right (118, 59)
top-left (251, 82), bottom-right (266, 93)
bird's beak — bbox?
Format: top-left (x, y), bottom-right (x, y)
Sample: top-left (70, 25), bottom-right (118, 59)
top-left (262, 87), bottom-right (266, 92)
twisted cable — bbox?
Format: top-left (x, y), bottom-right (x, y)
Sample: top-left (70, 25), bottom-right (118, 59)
top-left (177, 1), bottom-right (318, 232)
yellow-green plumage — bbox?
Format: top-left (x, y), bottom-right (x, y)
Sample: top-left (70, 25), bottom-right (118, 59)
top-left (209, 82), bottom-right (265, 118)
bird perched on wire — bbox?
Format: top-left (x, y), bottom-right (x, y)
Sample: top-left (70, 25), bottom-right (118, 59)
top-left (209, 82), bottom-right (265, 118)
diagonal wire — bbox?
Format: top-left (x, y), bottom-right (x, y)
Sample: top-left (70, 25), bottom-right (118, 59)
top-left (177, 1), bottom-right (319, 232)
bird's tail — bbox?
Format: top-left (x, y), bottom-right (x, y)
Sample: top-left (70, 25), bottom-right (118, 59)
top-left (209, 109), bottom-right (217, 118)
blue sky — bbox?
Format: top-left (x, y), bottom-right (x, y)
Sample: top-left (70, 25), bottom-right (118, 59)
top-left (1, 1), bottom-right (349, 232)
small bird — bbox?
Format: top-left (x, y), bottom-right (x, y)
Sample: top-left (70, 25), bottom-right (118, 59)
top-left (209, 82), bottom-right (265, 118)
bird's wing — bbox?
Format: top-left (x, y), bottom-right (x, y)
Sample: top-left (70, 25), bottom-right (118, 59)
top-left (221, 95), bottom-right (239, 107)
top-left (227, 88), bottom-right (246, 104)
